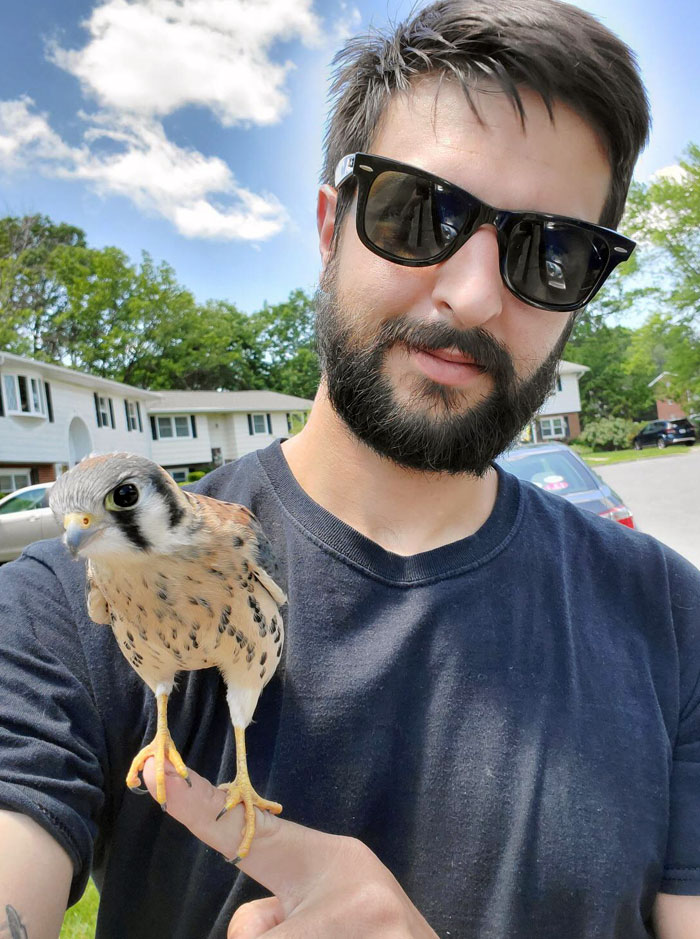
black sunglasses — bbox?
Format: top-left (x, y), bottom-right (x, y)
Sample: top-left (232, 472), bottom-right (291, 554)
top-left (334, 153), bottom-right (635, 313)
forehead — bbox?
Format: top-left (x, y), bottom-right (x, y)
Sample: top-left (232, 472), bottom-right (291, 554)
top-left (368, 76), bottom-right (611, 223)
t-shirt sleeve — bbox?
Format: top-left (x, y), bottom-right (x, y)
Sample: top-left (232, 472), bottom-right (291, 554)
top-left (0, 549), bottom-right (107, 906)
top-left (660, 549), bottom-right (700, 894)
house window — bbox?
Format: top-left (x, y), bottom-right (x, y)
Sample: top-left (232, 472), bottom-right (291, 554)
top-left (124, 401), bottom-right (142, 430)
top-left (539, 416), bottom-right (568, 439)
top-left (556, 375), bottom-right (563, 392)
top-left (94, 393), bottom-right (115, 428)
top-left (248, 413), bottom-right (268, 435)
top-left (156, 416), bottom-right (192, 439)
top-left (2, 374), bottom-right (47, 417)
top-left (97, 395), bottom-right (112, 427)
top-left (0, 469), bottom-right (31, 494)
top-left (170, 468), bottom-right (188, 483)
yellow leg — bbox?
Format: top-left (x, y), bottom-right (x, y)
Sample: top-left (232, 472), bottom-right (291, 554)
top-left (125, 692), bottom-right (190, 809)
top-left (217, 725), bottom-right (282, 860)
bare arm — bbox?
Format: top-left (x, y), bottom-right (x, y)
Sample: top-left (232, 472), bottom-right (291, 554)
top-left (0, 810), bottom-right (73, 939)
top-left (653, 894), bottom-right (700, 939)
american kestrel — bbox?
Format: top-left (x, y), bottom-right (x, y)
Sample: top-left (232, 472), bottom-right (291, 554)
top-left (49, 452), bottom-right (286, 859)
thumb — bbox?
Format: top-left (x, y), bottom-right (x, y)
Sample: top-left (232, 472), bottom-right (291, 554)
top-left (141, 758), bottom-right (344, 911)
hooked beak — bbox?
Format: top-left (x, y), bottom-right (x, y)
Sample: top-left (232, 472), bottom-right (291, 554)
top-left (63, 512), bottom-right (101, 557)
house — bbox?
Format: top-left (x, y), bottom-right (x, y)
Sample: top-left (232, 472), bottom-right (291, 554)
top-left (0, 351), bottom-right (157, 494)
top-left (648, 371), bottom-right (687, 420)
top-left (521, 359), bottom-right (589, 443)
top-left (0, 352), bottom-right (313, 491)
top-left (147, 390), bottom-right (313, 482)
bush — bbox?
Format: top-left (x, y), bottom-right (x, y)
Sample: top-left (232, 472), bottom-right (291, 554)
top-left (578, 417), bottom-right (639, 451)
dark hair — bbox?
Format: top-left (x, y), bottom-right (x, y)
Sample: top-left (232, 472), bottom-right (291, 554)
top-left (322, 0), bottom-right (650, 231)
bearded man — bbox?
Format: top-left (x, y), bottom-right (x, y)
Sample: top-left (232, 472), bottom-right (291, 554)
top-left (1, 2), bottom-right (699, 938)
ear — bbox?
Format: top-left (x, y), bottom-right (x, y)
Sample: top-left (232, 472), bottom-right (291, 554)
top-left (317, 184), bottom-right (338, 273)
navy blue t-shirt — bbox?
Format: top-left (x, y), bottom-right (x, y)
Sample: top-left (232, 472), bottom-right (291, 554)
top-left (0, 440), bottom-right (699, 938)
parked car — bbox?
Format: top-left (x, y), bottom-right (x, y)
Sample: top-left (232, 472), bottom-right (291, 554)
top-left (496, 442), bottom-right (635, 527)
top-left (632, 418), bottom-right (696, 450)
top-left (0, 482), bottom-right (62, 563)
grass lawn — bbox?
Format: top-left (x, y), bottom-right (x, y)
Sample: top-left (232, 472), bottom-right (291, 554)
top-left (571, 443), bottom-right (694, 467)
top-left (60, 879), bottom-right (99, 938)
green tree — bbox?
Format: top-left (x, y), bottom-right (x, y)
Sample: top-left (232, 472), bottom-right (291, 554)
top-left (250, 288), bottom-right (320, 399)
top-left (625, 143), bottom-right (700, 324)
top-left (0, 214), bottom-right (86, 355)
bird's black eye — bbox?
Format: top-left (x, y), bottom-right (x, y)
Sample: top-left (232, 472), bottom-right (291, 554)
top-left (106, 483), bottom-right (139, 511)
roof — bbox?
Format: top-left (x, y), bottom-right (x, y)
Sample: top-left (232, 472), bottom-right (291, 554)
top-left (648, 371), bottom-right (676, 388)
top-left (0, 351), bottom-right (160, 400)
top-left (148, 389), bottom-right (314, 414)
top-left (558, 359), bottom-right (589, 375)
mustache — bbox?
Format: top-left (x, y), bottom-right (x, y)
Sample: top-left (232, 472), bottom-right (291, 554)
top-left (373, 318), bottom-right (516, 385)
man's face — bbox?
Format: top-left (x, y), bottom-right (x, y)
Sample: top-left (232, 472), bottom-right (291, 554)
top-left (316, 77), bottom-right (611, 475)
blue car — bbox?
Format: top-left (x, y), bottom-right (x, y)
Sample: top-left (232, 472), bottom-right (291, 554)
top-left (496, 442), bottom-right (635, 528)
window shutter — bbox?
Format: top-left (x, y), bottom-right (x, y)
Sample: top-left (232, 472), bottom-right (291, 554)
top-left (108, 398), bottom-right (115, 429)
top-left (0, 379), bottom-right (4, 417)
top-left (136, 401), bottom-right (143, 432)
top-left (124, 399), bottom-right (130, 431)
top-left (44, 382), bottom-right (53, 422)
top-left (94, 392), bottom-right (102, 427)
top-left (266, 414), bottom-right (272, 434)
top-left (190, 414), bottom-right (197, 437)
top-left (150, 416), bottom-right (158, 439)
top-left (247, 414), bottom-right (253, 435)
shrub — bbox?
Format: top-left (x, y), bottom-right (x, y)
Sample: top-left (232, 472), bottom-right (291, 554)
top-left (578, 417), bottom-right (639, 451)
top-left (186, 470), bottom-right (207, 482)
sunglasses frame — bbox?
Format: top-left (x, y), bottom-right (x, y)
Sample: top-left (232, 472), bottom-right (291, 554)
top-left (334, 152), bottom-right (636, 313)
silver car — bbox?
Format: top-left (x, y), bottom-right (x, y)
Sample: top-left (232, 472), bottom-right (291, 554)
top-left (0, 483), bottom-right (62, 563)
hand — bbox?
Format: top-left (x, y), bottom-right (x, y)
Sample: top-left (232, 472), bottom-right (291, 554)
top-left (141, 759), bottom-right (438, 938)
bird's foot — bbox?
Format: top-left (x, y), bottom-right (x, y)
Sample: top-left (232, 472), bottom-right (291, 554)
top-left (216, 776), bottom-right (282, 859)
top-left (125, 731), bottom-right (191, 809)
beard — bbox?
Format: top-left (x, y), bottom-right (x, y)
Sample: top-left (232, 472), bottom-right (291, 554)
top-left (314, 264), bottom-right (575, 476)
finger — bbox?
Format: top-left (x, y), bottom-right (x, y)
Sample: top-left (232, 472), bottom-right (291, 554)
top-left (227, 897), bottom-right (285, 939)
top-left (141, 757), bottom-right (248, 859)
top-left (141, 758), bottom-right (349, 910)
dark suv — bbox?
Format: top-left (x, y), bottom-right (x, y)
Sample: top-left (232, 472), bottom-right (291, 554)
top-left (632, 418), bottom-right (696, 450)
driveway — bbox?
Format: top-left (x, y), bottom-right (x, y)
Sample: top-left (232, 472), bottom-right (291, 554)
top-left (594, 447), bottom-right (700, 570)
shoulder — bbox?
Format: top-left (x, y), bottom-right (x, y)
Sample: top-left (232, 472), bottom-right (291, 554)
top-left (186, 447), bottom-right (269, 504)
top-left (513, 473), bottom-right (700, 599)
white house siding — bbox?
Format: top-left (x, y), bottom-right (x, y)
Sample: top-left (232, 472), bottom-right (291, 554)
top-left (539, 372), bottom-right (583, 417)
top-left (0, 374), bottom-right (150, 466)
top-left (150, 414), bottom-right (213, 468)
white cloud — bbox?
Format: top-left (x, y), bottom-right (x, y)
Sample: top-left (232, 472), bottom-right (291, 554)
top-left (48, 0), bottom-right (321, 126)
top-left (651, 164), bottom-right (687, 184)
top-left (0, 97), bottom-right (74, 168)
top-left (0, 0), bottom-right (326, 241)
top-left (331, 3), bottom-right (362, 43)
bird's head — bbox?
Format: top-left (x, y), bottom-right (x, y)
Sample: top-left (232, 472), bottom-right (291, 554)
top-left (49, 452), bottom-right (190, 561)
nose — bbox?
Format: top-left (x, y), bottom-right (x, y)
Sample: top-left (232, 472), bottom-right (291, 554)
top-left (429, 225), bottom-right (504, 331)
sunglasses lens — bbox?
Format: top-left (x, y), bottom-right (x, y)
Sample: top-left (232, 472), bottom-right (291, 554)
top-left (364, 170), bottom-right (476, 261)
top-left (505, 220), bottom-right (608, 308)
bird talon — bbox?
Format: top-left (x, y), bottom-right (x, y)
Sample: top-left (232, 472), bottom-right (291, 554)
top-left (160, 802), bottom-right (167, 812)
top-left (128, 784), bottom-right (150, 795)
top-left (216, 805), bottom-right (228, 822)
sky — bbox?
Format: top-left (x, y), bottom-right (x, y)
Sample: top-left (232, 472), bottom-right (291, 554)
top-left (1, 0), bottom-right (698, 315)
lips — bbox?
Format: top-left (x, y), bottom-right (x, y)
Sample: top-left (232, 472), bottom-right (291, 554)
top-left (418, 347), bottom-right (483, 369)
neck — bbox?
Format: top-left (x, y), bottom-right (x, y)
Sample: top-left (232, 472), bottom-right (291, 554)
top-left (281, 383), bottom-right (499, 556)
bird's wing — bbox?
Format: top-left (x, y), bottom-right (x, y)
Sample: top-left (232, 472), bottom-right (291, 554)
top-left (85, 562), bottom-right (112, 625)
top-left (184, 491), bottom-right (287, 607)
